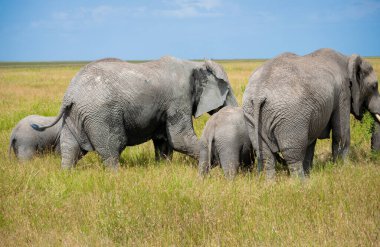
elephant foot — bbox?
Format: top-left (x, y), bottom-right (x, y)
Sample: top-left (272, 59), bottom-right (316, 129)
top-left (288, 162), bottom-right (305, 180)
top-left (224, 170), bottom-right (237, 180)
top-left (155, 154), bottom-right (173, 162)
top-left (198, 168), bottom-right (210, 179)
top-left (222, 163), bottom-right (238, 180)
top-left (265, 168), bottom-right (276, 181)
top-left (104, 157), bottom-right (119, 171)
top-left (61, 164), bottom-right (73, 170)
top-left (61, 159), bottom-right (75, 170)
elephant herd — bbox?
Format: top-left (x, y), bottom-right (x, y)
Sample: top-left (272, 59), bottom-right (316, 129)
top-left (9, 48), bottom-right (380, 180)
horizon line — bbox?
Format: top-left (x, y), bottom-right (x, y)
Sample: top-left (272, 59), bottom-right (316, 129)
top-left (0, 56), bottom-right (379, 64)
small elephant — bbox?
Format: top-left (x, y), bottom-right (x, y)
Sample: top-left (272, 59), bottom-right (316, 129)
top-left (243, 48), bottom-right (380, 180)
top-left (372, 120), bottom-right (380, 151)
top-left (32, 56), bottom-right (238, 169)
top-left (199, 107), bottom-right (254, 179)
top-left (9, 115), bottom-right (61, 160)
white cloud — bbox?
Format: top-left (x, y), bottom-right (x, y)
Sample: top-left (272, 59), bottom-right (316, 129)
top-left (184, 0), bottom-right (221, 10)
top-left (157, 0), bottom-right (223, 18)
top-left (31, 6), bottom-right (113, 31)
top-left (30, 5), bottom-right (136, 31)
top-left (30, 1), bottom-right (225, 31)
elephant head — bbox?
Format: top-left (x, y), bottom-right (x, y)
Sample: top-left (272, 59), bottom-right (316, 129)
top-left (192, 60), bottom-right (238, 118)
top-left (349, 55), bottom-right (380, 123)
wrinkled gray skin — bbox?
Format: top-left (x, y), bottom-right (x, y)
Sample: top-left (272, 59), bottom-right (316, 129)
top-left (32, 57), bottom-right (238, 169)
top-left (199, 107), bottom-right (254, 179)
top-left (372, 120), bottom-right (380, 151)
top-left (242, 48), bottom-right (380, 180)
top-left (9, 115), bottom-right (61, 160)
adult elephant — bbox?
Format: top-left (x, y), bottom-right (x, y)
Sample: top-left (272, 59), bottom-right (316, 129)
top-left (242, 48), bottom-right (380, 179)
top-left (32, 56), bottom-right (238, 169)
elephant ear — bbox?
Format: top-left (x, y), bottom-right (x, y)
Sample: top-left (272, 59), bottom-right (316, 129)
top-left (205, 60), bottom-right (230, 84)
top-left (194, 60), bottom-right (230, 118)
top-left (348, 54), bottom-right (363, 117)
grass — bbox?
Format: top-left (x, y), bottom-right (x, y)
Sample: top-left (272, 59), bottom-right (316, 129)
top-left (0, 58), bottom-right (379, 246)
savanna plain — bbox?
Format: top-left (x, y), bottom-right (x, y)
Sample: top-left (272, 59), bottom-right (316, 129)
top-left (0, 58), bottom-right (379, 246)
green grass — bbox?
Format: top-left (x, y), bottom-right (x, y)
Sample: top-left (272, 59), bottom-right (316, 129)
top-left (0, 59), bottom-right (379, 246)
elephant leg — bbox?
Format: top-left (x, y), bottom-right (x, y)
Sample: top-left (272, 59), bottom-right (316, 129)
top-left (153, 138), bottom-right (173, 161)
top-left (17, 146), bottom-right (35, 161)
top-left (262, 149), bottom-right (276, 180)
top-left (331, 104), bottom-right (351, 162)
top-left (276, 126), bottom-right (307, 179)
top-left (166, 113), bottom-right (199, 160)
top-left (240, 147), bottom-right (254, 173)
top-left (92, 132), bottom-right (125, 170)
top-left (60, 126), bottom-right (82, 169)
top-left (256, 141), bottom-right (277, 180)
top-left (219, 148), bottom-right (240, 179)
top-left (198, 141), bottom-right (210, 176)
top-left (288, 161), bottom-right (305, 179)
top-left (282, 147), bottom-right (306, 179)
top-left (303, 140), bottom-right (316, 176)
top-left (332, 132), bottom-right (350, 162)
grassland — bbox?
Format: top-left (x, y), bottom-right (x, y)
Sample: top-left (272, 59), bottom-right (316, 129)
top-left (0, 58), bottom-right (379, 246)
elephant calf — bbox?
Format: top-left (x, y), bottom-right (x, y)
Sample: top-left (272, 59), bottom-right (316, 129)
top-left (9, 115), bottom-right (61, 160)
top-left (199, 107), bottom-right (254, 179)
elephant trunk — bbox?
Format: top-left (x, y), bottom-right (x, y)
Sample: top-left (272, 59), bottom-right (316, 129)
top-left (372, 117), bottom-right (380, 151)
top-left (368, 90), bottom-right (380, 151)
top-left (225, 90), bottom-right (239, 107)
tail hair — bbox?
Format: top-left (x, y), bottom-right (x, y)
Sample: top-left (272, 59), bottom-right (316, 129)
top-left (8, 136), bottom-right (15, 159)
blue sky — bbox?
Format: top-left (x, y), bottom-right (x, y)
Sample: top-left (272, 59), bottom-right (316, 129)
top-left (0, 0), bottom-right (379, 61)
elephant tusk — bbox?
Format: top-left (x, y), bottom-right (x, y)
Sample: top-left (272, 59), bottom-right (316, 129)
top-left (376, 114), bottom-right (380, 123)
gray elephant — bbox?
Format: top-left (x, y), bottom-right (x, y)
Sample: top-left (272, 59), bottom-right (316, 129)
top-left (32, 56), bottom-right (238, 169)
top-left (198, 106), bottom-right (254, 179)
top-left (9, 115), bottom-right (61, 160)
top-left (68, 57), bottom-right (173, 161)
top-left (242, 48), bottom-right (380, 179)
top-left (372, 120), bottom-right (380, 151)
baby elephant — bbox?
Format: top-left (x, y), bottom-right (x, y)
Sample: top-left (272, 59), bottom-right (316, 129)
top-left (9, 115), bottom-right (61, 160)
top-left (199, 106), bottom-right (254, 179)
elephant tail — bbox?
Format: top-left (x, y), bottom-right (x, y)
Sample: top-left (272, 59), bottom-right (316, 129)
top-left (30, 103), bottom-right (71, 131)
top-left (254, 98), bottom-right (266, 173)
top-left (201, 134), bottom-right (214, 176)
top-left (244, 98), bottom-right (266, 173)
top-left (199, 127), bottom-right (214, 177)
top-left (207, 132), bottom-right (213, 173)
top-left (8, 135), bottom-right (15, 159)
